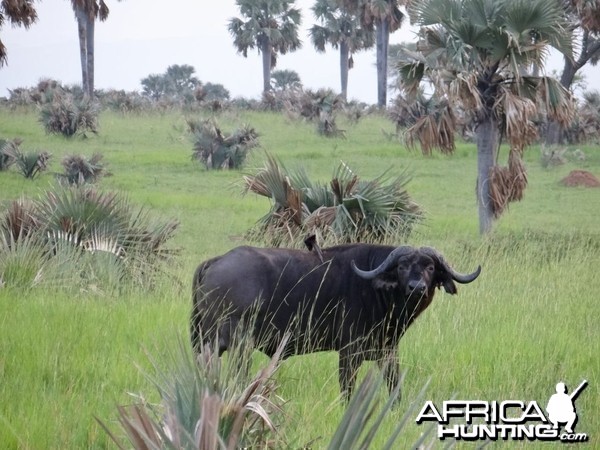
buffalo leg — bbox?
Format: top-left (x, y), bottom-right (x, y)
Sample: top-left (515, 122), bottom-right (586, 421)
top-left (338, 350), bottom-right (363, 402)
top-left (378, 352), bottom-right (401, 403)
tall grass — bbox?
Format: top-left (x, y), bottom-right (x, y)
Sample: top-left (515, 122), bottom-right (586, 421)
top-left (0, 108), bottom-right (598, 448)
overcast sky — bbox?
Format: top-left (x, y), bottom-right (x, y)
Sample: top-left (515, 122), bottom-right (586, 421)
top-left (1, 0), bottom-right (598, 104)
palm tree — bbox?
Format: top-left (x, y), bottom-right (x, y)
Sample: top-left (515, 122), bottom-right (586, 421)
top-left (228, 0), bottom-right (302, 94)
top-left (70, 0), bottom-right (120, 97)
top-left (310, 0), bottom-right (374, 100)
top-left (397, 0), bottom-right (575, 234)
top-left (341, 0), bottom-right (405, 107)
top-left (0, 0), bottom-right (37, 66)
top-left (271, 69), bottom-right (302, 90)
top-left (546, 0), bottom-right (600, 144)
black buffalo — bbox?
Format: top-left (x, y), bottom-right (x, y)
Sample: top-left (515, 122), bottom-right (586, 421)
top-left (191, 243), bottom-right (481, 400)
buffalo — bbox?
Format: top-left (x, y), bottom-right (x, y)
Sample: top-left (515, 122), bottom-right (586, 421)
top-left (191, 242), bottom-right (481, 401)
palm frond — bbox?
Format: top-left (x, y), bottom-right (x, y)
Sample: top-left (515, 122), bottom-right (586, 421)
top-left (245, 156), bottom-right (422, 246)
top-left (100, 333), bottom-right (289, 449)
top-left (190, 118), bottom-right (259, 170)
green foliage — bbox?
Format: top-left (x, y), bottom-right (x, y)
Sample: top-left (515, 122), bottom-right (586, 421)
top-left (0, 137), bottom-right (50, 178)
top-left (38, 90), bottom-right (99, 137)
top-left (141, 64), bottom-right (200, 104)
top-left (100, 335), bottom-right (289, 449)
top-left (189, 117), bottom-right (259, 170)
top-left (99, 329), bottom-right (433, 450)
top-left (0, 109), bottom-right (598, 449)
top-left (0, 186), bottom-right (179, 290)
top-left (564, 89), bottom-right (600, 144)
top-left (99, 89), bottom-right (151, 114)
top-left (0, 137), bottom-right (21, 170)
top-left (229, 0), bottom-right (302, 93)
top-left (245, 155), bottom-right (422, 246)
top-left (271, 69), bottom-right (302, 91)
top-left (13, 150), bottom-right (51, 179)
top-left (60, 153), bottom-right (108, 185)
top-left (327, 373), bottom-right (432, 450)
top-left (278, 86), bottom-right (346, 136)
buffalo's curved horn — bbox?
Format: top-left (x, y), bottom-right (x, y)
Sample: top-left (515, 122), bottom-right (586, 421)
top-left (420, 247), bottom-right (481, 284)
top-left (351, 246), bottom-right (414, 279)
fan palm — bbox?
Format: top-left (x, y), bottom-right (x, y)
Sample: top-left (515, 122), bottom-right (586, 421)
top-left (228, 0), bottom-right (302, 94)
top-left (0, 186), bottom-right (178, 289)
top-left (189, 118), bottom-right (259, 170)
top-left (310, 0), bottom-right (375, 100)
top-left (397, 0), bottom-right (576, 234)
top-left (69, 0), bottom-right (120, 97)
top-left (341, 0), bottom-right (406, 107)
top-left (271, 69), bottom-right (301, 91)
top-left (545, 0), bottom-right (600, 144)
top-left (0, 0), bottom-right (37, 66)
top-left (244, 155), bottom-right (421, 246)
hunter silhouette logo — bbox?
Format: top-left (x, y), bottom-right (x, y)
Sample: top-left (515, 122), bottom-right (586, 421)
top-left (546, 380), bottom-right (587, 435)
top-left (416, 379), bottom-right (589, 443)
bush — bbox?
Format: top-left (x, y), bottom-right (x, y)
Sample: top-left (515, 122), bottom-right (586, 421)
top-left (99, 89), bottom-right (150, 114)
top-left (98, 332), bottom-right (433, 449)
top-left (39, 90), bottom-right (100, 137)
top-left (0, 186), bottom-right (179, 290)
top-left (188, 118), bottom-right (259, 170)
top-left (0, 138), bottom-right (21, 170)
top-left (244, 155), bottom-right (422, 246)
top-left (100, 335), bottom-right (289, 449)
top-left (13, 150), bottom-right (51, 179)
top-left (0, 138), bottom-right (51, 179)
top-left (60, 153), bottom-right (108, 185)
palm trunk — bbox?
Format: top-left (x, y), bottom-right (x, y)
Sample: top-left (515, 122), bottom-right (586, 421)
top-left (545, 56), bottom-right (577, 145)
top-left (75, 6), bottom-right (88, 95)
top-left (340, 40), bottom-right (349, 100)
top-left (261, 37), bottom-right (272, 94)
top-left (376, 18), bottom-right (389, 108)
top-left (85, 15), bottom-right (95, 97)
top-left (476, 115), bottom-right (499, 235)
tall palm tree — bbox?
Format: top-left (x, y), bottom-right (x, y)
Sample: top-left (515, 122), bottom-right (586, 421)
top-left (228, 0), bottom-right (302, 94)
top-left (341, 0), bottom-right (405, 107)
top-left (310, 0), bottom-right (374, 100)
top-left (0, 0), bottom-right (37, 66)
top-left (545, 0), bottom-right (600, 144)
top-left (397, 0), bottom-right (575, 234)
top-left (70, 0), bottom-right (119, 97)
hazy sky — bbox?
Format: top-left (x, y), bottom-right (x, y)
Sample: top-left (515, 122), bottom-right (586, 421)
top-left (1, 0), bottom-right (598, 104)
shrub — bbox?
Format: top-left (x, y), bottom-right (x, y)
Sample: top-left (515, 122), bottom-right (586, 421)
top-left (98, 332), bottom-right (433, 449)
top-left (60, 153), bottom-right (108, 185)
top-left (0, 186), bottom-right (179, 290)
top-left (100, 89), bottom-right (150, 114)
top-left (99, 335), bottom-right (289, 449)
top-left (277, 87), bottom-right (346, 137)
top-left (0, 138), bottom-right (21, 170)
top-left (39, 90), bottom-right (100, 137)
top-left (14, 150), bottom-right (51, 179)
top-left (244, 155), bottom-right (422, 246)
top-left (189, 118), bottom-right (259, 170)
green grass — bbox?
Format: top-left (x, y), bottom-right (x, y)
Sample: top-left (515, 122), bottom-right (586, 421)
top-left (0, 107), bottom-right (599, 448)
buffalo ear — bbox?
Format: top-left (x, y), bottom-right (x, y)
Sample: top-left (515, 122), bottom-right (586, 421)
top-left (438, 271), bottom-right (457, 294)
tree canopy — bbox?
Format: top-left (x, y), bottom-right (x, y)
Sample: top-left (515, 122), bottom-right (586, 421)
top-left (228, 0), bottom-right (302, 93)
top-left (397, 0), bottom-right (576, 233)
top-left (0, 0), bottom-right (37, 66)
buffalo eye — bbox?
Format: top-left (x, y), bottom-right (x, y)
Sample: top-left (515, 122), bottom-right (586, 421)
top-left (426, 264), bottom-right (434, 272)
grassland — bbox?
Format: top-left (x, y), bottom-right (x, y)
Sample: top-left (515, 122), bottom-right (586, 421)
top-left (0, 107), bottom-right (598, 449)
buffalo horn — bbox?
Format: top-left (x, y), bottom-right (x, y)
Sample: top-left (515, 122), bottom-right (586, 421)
top-left (351, 246), bottom-right (413, 279)
top-left (420, 247), bottom-right (481, 283)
